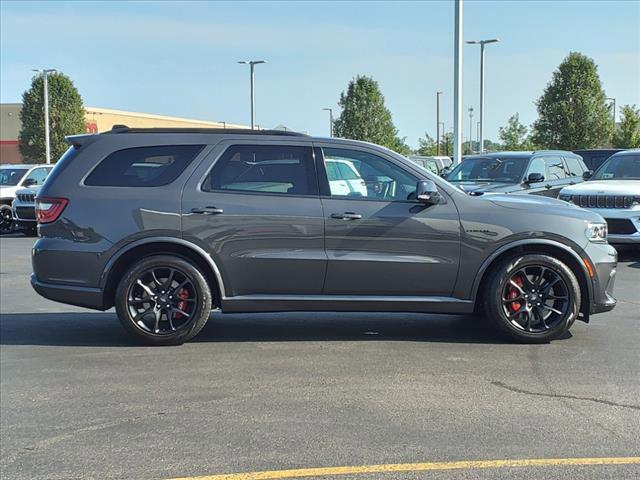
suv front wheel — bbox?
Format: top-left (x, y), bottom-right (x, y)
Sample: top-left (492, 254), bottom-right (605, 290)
top-left (485, 254), bottom-right (580, 343)
top-left (115, 255), bottom-right (212, 345)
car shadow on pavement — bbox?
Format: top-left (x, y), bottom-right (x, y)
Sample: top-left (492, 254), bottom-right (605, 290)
top-left (0, 311), bottom-right (539, 347)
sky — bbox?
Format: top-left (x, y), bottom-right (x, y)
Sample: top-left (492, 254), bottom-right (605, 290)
top-left (1, 0), bottom-right (639, 148)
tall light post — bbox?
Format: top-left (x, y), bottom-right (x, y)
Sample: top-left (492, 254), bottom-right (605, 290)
top-left (606, 97), bottom-right (616, 129)
top-left (468, 107), bottom-right (474, 153)
top-left (466, 38), bottom-right (499, 153)
top-left (238, 60), bottom-right (266, 129)
top-left (453, 0), bottom-right (464, 164)
top-left (322, 108), bottom-right (334, 137)
top-left (32, 68), bottom-right (57, 164)
top-left (436, 91), bottom-right (443, 155)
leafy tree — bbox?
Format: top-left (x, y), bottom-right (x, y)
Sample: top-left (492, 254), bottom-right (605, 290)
top-left (439, 132), bottom-right (454, 157)
top-left (334, 75), bottom-right (407, 154)
top-left (531, 52), bottom-right (612, 149)
top-left (416, 133), bottom-right (437, 156)
top-left (483, 139), bottom-right (502, 152)
top-left (499, 113), bottom-right (535, 150)
top-left (612, 104), bottom-right (640, 148)
top-left (19, 72), bottom-right (86, 163)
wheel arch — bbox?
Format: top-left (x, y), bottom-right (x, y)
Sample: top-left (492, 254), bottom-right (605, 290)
top-left (101, 237), bottom-right (225, 310)
top-left (473, 240), bottom-right (593, 322)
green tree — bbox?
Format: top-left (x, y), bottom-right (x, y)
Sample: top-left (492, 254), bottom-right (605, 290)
top-left (532, 52), bottom-right (612, 149)
top-left (499, 113), bottom-right (535, 150)
top-left (19, 72), bottom-right (86, 163)
top-left (334, 75), bottom-right (407, 154)
top-left (416, 133), bottom-right (437, 156)
top-left (612, 104), bottom-right (640, 148)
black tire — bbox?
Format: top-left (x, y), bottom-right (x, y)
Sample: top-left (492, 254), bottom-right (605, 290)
top-left (484, 254), bottom-right (580, 344)
top-left (115, 255), bottom-right (212, 346)
top-left (0, 205), bottom-right (14, 234)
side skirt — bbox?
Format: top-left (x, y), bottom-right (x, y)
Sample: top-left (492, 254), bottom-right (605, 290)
top-left (220, 295), bottom-right (475, 314)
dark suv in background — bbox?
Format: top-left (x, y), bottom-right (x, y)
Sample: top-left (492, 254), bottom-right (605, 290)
top-left (31, 128), bottom-right (616, 345)
top-left (446, 151), bottom-right (587, 197)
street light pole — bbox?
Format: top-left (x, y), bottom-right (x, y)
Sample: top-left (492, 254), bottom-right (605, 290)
top-left (436, 91), bottom-right (443, 155)
top-left (453, 0), bottom-right (464, 165)
top-left (468, 107), bottom-right (474, 153)
top-left (32, 68), bottom-right (57, 164)
top-left (238, 60), bottom-right (266, 129)
top-left (606, 97), bottom-right (616, 129)
top-left (466, 38), bottom-right (499, 153)
top-left (322, 108), bottom-right (334, 137)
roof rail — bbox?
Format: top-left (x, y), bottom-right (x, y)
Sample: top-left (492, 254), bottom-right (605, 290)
top-left (106, 125), bottom-right (308, 137)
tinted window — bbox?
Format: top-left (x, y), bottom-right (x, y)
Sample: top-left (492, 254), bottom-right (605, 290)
top-left (527, 158), bottom-right (546, 178)
top-left (545, 156), bottom-right (567, 180)
top-left (447, 156), bottom-right (527, 183)
top-left (204, 145), bottom-right (317, 196)
top-left (564, 156), bottom-right (584, 177)
top-left (0, 168), bottom-right (29, 186)
top-left (323, 148), bottom-right (417, 201)
top-left (23, 167), bottom-right (51, 186)
top-left (85, 145), bottom-right (204, 187)
top-left (593, 154), bottom-right (640, 180)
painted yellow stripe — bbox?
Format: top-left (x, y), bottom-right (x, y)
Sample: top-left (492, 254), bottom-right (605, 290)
top-left (169, 456), bottom-right (640, 480)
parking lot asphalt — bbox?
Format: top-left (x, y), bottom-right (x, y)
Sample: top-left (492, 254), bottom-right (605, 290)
top-left (1, 236), bottom-right (639, 480)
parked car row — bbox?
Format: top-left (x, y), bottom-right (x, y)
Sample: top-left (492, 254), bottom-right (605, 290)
top-left (0, 164), bottom-right (52, 234)
top-left (441, 149), bottom-right (639, 244)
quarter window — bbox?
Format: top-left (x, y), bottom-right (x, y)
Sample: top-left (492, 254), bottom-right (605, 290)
top-left (85, 145), bottom-right (204, 187)
top-left (322, 148), bottom-right (418, 201)
top-left (203, 145), bottom-right (317, 196)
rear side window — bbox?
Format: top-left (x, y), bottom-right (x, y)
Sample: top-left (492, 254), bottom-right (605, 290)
top-left (544, 156), bottom-right (567, 180)
top-left (564, 156), bottom-right (585, 177)
top-left (203, 144), bottom-right (317, 196)
top-left (85, 145), bottom-right (204, 187)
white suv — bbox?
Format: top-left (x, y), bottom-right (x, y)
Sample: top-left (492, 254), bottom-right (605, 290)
top-left (0, 164), bottom-right (52, 233)
top-left (559, 149), bottom-right (640, 244)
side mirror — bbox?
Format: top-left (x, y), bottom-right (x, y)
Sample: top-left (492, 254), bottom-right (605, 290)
top-left (439, 167), bottom-right (451, 178)
top-left (582, 170), bottom-right (593, 180)
top-left (416, 180), bottom-right (441, 204)
top-left (22, 178), bottom-right (37, 187)
top-left (525, 172), bottom-right (545, 184)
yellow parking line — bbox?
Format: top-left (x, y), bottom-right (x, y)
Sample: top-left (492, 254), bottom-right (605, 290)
top-left (169, 456), bottom-right (640, 480)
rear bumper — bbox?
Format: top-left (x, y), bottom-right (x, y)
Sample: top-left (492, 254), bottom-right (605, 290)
top-left (31, 274), bottom-right (107, 310)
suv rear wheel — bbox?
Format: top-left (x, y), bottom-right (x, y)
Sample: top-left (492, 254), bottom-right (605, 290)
top-left (484, 254), bottom-right (580, 343)
top-left (115, 255), bottom-right (212, 345)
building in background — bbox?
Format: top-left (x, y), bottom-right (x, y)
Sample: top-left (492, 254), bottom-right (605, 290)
top-left (0, 103), bottom-right (249, 164)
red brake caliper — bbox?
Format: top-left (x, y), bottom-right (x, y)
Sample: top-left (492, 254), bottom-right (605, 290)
top-left (508, 276), bottom-right (524, 312)
top-left (175, 288), bottom-right (189, 319)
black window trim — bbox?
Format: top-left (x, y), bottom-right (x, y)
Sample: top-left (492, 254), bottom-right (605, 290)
top-left (198, 142), bottom-right (321, 199)
top-left (81, 143), bottom-right (209, 188)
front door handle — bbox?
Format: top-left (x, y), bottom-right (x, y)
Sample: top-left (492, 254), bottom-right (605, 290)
top-left (191, 206), bottom-right (224, 215)
top-left (545, 184), bottom-right (552, 189)
top-left (331, 212), bottom-right (362, 220)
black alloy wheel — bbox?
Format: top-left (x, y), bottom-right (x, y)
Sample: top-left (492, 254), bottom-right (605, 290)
top-left (0, 205), bottom-right (14, 234)
top-left (115, 256), bottom-right (212, 345)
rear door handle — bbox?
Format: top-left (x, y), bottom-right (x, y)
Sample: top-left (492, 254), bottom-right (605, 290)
top-left (331, 212), bottom-right (362, 220)
top-left (191, 206), bottom-right (224, 215)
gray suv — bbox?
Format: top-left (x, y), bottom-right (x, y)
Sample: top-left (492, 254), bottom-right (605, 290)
top-left (31, 127), bottom-right (617, 345)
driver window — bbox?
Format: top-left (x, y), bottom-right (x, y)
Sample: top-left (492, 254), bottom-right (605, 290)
top-left (527, 157), bottom-right (545, 179)
top-left (23, 167), bottom-right (49, 186)
top-left (322, 148), bottom-right (418, 201)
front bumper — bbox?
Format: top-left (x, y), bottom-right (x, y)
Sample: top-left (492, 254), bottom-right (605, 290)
top-left (586, 206), bottom-right (640, 244)
top-left (583, 242), bottom-right (618, 316)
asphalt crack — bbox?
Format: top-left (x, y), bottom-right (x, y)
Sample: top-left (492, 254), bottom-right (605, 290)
top-left (491, 381), bottom-right (640, 411)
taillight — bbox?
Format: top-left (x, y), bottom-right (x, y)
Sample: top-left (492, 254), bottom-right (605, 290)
top-left (35, 197), bottom-right (68, 224)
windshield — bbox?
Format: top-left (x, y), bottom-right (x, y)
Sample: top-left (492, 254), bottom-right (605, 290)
top-left (446, 156), bottom-right (527, 183)
top-left (0, 168), bottom-right (29, 186)
top-left (592, 154), bottom-right (640, 180)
